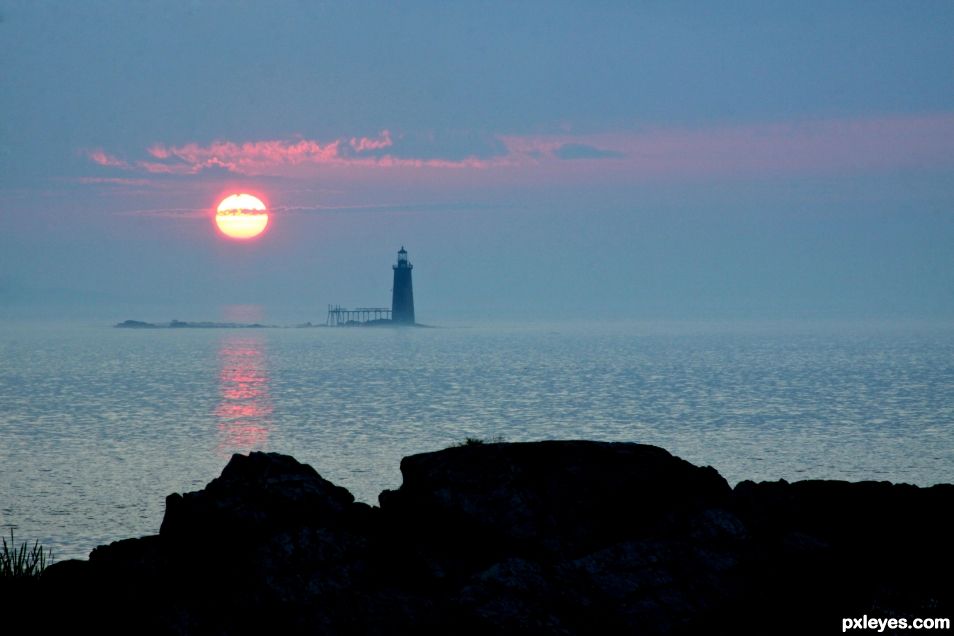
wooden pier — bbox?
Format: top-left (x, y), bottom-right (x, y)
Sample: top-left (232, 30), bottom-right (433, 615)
top-left (326, 305), bottom-right (392, 326)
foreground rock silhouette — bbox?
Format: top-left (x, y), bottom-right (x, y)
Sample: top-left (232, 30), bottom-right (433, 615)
top-left (25, 441), bottom-right (954, 634)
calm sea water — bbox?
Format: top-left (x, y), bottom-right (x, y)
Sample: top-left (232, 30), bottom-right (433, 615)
top-left (1, 321), bottom-right (953, 560)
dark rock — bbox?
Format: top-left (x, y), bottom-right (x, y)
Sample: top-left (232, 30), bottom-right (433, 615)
top-left (721, 478), bottom-right (954, 632)
top-left (160, 451), bottom-right (357, 542)
top-left (27, 442), bottom-right (954, 635)
top-left (454, 557), bottom-right (572, 635)
top-left (40, 557), bottom-right (90, 584)
top-left (379, 440), bottom-right (731, 557)
top-left (114, 319), bottom-right (158, 328)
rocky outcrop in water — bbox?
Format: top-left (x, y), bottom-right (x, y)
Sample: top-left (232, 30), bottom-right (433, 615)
top-left (115, 319), bottom-right (273, 328)
top-left (30, 441), bottom-right (954, 635)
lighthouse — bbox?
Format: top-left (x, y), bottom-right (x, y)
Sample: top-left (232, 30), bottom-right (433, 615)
top-left (391, 246), bottom-right (415, 324)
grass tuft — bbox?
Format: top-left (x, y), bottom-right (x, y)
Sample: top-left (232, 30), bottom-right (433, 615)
top-left (454, 435), bottom-right (506, 447)
top-left (0, 530), bottom-right (53, 578)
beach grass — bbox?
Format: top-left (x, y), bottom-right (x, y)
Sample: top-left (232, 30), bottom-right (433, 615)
top-left (0, 530), bottom-right (53, 578)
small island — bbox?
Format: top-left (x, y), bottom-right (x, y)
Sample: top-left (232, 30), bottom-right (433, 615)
top-left (115, 319), bottom-right (276, 329)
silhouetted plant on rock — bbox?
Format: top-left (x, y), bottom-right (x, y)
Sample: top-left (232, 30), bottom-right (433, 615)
top-left (0, 530), bottom-right (53, 578)
top-left (454, 435), bottom-right (506, 447)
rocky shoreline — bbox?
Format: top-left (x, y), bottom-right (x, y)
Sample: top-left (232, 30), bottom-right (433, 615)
top-left (12, 441), bottom-right (953, 634)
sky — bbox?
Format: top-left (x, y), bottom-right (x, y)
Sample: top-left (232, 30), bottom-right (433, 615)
top-left (1, 1), bottom-right (953, 323)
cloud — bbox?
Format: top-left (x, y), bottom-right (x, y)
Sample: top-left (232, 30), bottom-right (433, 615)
top-left (84, 114), bottom-right (954, 182)
top-left (143, 139), bottom-right (342, 174)
top-left (381, 130), bottom-right (509, 161)
top-left (114, 207), bottom-right (208, 218)
top-left (87, 149), bottom-right (130, 168)
top-left (553, 143), bottom-right (625, 160)
top-left (113, 201), bottom-right (492, 219)
top-left (73, 177), bottom-right (154, 186)
top-left (92, 133), bottom-right (505, 176)
top-left (501, 113), bottom-right (954, 180)
top-left (349, 130), bottom-right (393, 152)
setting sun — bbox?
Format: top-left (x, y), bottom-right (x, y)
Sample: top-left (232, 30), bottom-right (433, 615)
top-left (215, 193), bottom-right (269, 240)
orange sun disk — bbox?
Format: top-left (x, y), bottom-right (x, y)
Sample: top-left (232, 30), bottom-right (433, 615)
top-left (215, 193), bottom-right (269, 240)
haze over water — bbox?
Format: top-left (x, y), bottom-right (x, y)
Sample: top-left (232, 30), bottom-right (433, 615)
top-left (2, 319), bottom-right (952, 560)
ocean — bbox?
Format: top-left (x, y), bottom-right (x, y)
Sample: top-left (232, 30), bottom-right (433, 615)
top-left (1, 321), bottom-right (953, 560)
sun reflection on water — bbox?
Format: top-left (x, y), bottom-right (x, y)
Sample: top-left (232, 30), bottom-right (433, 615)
top-left (215, 333), bottom-right (272, 456)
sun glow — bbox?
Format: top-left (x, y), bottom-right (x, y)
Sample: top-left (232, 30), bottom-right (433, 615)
top-left (215, 193), bottom-right (269, 240)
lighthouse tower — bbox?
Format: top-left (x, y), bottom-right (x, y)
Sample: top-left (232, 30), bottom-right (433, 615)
top-left (391, 246), bottom-right (415, 324)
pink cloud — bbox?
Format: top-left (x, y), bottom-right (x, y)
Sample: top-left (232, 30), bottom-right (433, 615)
top-left (108, 135), bottom-right (504, 176)
top-left (501, 113), bottom-right (954, 180)
top-left (83, 114), bottom-right (954, 183)
top-left (87, 149), bottom-right (130, 168)
top-left (349, 130), bottom-right (393, 152)
top-left (142, 139), bottom-right (342, 174)
top-left (146, 144), bottom-right (171, 159)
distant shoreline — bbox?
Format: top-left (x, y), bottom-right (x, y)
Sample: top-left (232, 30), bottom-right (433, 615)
top-left (115, 319), bottom-right (282, 329)
top-left (114, 319), bottom-right (434, 329)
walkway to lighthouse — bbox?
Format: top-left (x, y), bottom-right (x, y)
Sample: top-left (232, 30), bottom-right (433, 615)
top-left (325, 305), bottom-right (392, 326)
